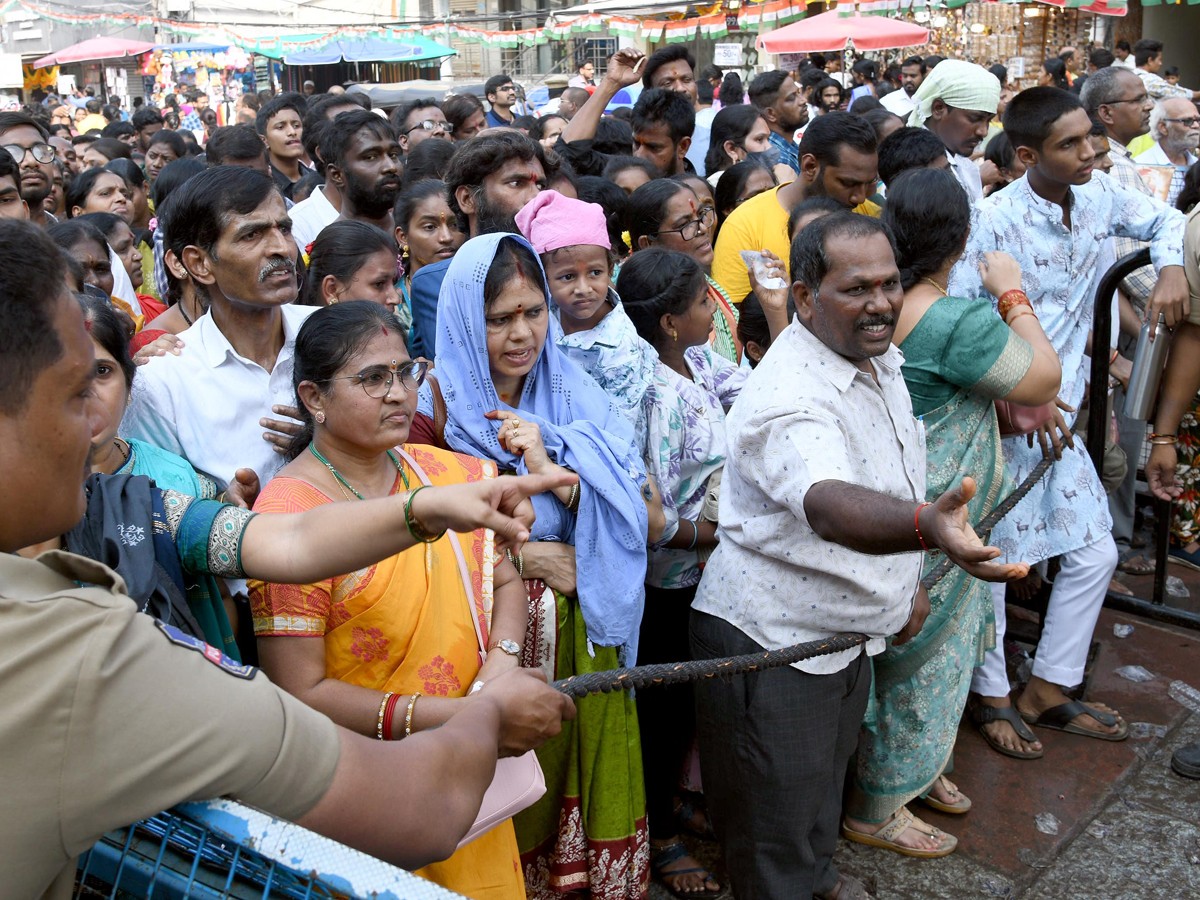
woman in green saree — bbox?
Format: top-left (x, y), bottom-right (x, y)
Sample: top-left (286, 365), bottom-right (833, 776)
top-left (841, 168), bottom-right (1061, 856)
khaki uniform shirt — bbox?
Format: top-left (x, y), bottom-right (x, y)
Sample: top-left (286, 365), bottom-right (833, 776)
top-left (0, 551), bottom-right (340, 899)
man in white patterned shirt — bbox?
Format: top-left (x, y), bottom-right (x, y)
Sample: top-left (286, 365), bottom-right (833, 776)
top-left (1132, 39), bottom-right (1200, 103)
top-left (691, 212), bottom-right (1023, 900)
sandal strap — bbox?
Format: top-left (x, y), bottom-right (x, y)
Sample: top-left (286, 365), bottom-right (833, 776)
top-left (874, 806), bottom-right (914, 844)
top-left (1035, 699), bottom-right (1118, 729)
top-left (651, 840), bottom-right (691, 870)
top-left (935, 774), bottom-right (960, 798)
top-left (971, 701), bottom-right (1039, 743)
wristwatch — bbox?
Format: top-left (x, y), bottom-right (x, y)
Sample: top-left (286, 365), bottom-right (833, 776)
top-left (490, 638), bottom-right (522, 658)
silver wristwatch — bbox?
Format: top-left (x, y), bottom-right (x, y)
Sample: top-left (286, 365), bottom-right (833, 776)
top-left (491, 638), bottom-right (522, 658)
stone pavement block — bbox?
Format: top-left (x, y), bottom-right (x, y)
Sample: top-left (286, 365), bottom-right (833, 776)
top-left (834, 839), bottom-right (1016, 899)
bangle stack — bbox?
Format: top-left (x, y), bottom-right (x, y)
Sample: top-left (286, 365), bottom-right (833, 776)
top-left (377, 691), bottom-right (397, 740)
top-left (404, 487), bottom-right (445, 543)
top-left (404, 691), bottom-right (422, 738)
top-left (566, 480), bottom-right (581, 513)
top-left (914, 502), bottom-right (932, 552)
top-left (506, 548), bottom-right (525, 578)
top-left (1149, 433), bottom-right (1178, 446)
top-left (998, 289), bottom-right (1035, 324)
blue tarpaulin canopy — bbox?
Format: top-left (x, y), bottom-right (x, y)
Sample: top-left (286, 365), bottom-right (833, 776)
top-left (281, 36), bottom-right (456, 66)
top-left (154, 42), bottom-right (232, 53)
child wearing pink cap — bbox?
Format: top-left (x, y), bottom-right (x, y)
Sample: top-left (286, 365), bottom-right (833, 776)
top-left (515, 189), bottom-right (657, 436)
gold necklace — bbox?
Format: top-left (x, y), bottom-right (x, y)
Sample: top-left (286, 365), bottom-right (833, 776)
top-left (920, 277), bottom-right (948, 297)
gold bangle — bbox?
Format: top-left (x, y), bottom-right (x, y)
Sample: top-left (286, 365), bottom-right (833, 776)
top-left (404, 691), bottom-right (422, 738)
top-left (404, 487), bottom-right (445, 543)
top-left (1006, 306), bottom-right (1038, 325)
top-left (1149, 436), bottom-right (1178, 445)
top-left (506, 548), bottom-right (524, 578)
top-left (376, 691), bottom-right (394, 741)
top-left (566, 481), bottom-right (580, 513)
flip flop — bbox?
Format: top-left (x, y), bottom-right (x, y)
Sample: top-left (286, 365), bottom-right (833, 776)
top-left (841, 806), bottom-right (957, 859)
top-left (969, 700), bottom-right (1044, 759)
top-left (918, 775), bottom-right (972, 815)
top-left (1019, 699), bottom-right (1129, 741)
top-left (650, 840), bottom-right (722, 899)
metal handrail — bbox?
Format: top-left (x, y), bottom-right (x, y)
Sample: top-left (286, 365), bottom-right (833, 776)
top-left (1086, 249), bottom-right (1200, 628)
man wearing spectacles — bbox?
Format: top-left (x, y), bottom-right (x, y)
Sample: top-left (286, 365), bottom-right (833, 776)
top-left (484, 74), bottom-right (518, 128)
top-left (1136, 98), bottom-right (1200, 206)
top-left (390, 97), bottom-right (449, 155)
top-left (0, 113), bottom-right (56, 228)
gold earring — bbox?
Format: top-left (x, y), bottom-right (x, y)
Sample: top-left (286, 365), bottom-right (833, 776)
top-left (315, 411), bottom-right (326, 424)
top-left (670, 328), bottom-right (678, 341)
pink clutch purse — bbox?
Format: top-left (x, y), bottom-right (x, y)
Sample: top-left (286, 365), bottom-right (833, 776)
top-left (458, 752), bottom-right (546, 848)
top-left (994, 400), bottom-right (1055, 437)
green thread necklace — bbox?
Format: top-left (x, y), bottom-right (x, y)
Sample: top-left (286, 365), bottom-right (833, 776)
top-left (309, 444), bottom-right (409, 500)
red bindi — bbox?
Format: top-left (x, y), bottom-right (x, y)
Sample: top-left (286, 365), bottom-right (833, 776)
top-left (515, 304), bottom-right (524, 314)
top-left (381, 325), bottom-right (389, 335)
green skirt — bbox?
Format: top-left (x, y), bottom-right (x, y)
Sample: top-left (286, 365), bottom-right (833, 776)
top-left (516, 589), bottom-right (649, 899)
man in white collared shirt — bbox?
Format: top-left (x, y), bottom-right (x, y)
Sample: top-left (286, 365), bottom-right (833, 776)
top-left (879, 55), bottom-right (926, 119)
top-left (691, 212), bottom-right (1019, 900)
top-left (288, 94), bottom-right (365, 251)
top-left (125, 166), bottom-right (311, 491)
top-left (1136, 97), bottom-right (1200, 206)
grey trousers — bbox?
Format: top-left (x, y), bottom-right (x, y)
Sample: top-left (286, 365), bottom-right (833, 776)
top-left (690, 610), bottom-right (870, 900)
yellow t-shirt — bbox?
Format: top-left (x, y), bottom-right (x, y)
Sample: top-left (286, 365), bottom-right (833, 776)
top-left (712, 187), bottom-right (881, 304)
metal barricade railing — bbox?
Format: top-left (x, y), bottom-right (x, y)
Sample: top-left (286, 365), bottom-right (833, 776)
top-left (75, 799), bottom-right (467, 900)
top-left (1086, 248), bottom-right (1200, 629)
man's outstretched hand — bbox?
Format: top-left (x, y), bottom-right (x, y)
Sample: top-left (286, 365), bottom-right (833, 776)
top-left (921, 477), bottom-right (1030, 583)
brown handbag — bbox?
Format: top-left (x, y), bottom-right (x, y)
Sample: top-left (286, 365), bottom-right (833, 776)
top-left (994, 399), bottom-right (1055, 437)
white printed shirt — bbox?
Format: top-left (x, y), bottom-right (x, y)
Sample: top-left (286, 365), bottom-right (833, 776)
top-left (692, 319), bottom-right (926, 674)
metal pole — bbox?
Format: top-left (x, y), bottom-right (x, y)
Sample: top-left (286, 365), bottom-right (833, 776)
top-left (1087, 248), bottom-right (1200, 626)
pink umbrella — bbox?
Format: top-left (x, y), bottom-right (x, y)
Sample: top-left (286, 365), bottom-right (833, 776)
top-left (34, 37), bottom-right (156, 68)
top-left (757, 9), bottom-right (929, 54)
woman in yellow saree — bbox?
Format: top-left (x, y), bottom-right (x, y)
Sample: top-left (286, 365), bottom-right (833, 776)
top-left (250, 301), bottom-right (549, 899)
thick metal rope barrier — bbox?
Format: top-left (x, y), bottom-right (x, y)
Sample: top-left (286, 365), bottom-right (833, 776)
top-left (552, 456), bottom-right (1056, 698)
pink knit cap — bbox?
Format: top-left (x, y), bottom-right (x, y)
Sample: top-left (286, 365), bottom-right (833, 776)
top-left (515, 189), bottom-right (611, 255)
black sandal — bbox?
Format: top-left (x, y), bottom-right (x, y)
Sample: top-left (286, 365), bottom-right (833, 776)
top-left (650, 840), bottom-right (722, 899)
top-left (969, 700), bottom-right (1044, 759)
top-left (1019, 699), bottom-right (1129, 741)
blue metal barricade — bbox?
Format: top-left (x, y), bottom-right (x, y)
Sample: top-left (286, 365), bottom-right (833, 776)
top-left (75, 798), bottom-right (466, 899)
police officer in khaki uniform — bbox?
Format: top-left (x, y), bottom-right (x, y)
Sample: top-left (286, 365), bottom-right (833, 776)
top-left (0, 219), bottom-right (577, 898)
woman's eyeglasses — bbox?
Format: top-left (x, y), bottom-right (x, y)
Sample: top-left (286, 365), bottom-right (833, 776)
top-left (325, 360), bottom-right (429, 398)
top-left (653, 206), bottom-right (715, 242)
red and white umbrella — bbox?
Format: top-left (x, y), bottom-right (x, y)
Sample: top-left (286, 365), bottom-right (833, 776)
top-left (34, 37), bottom-right (156, 69)
top-left (757, 8), bottom-right (929, 54)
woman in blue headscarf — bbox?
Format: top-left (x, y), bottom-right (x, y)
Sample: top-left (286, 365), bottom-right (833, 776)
top-left (414, 232), bottom-right (660, 899)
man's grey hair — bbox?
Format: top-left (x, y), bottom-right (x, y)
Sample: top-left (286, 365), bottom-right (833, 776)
top-left (1150, 97), bottom-right (1199, 141)
top-left (1080, 66), bottom-right (1139, 114)
top-left (1150, 99), bottom-right (1170, 138)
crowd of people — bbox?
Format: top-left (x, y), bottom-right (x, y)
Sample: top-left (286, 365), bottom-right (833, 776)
top-left (7, 32), bottom-right (1200, 900)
